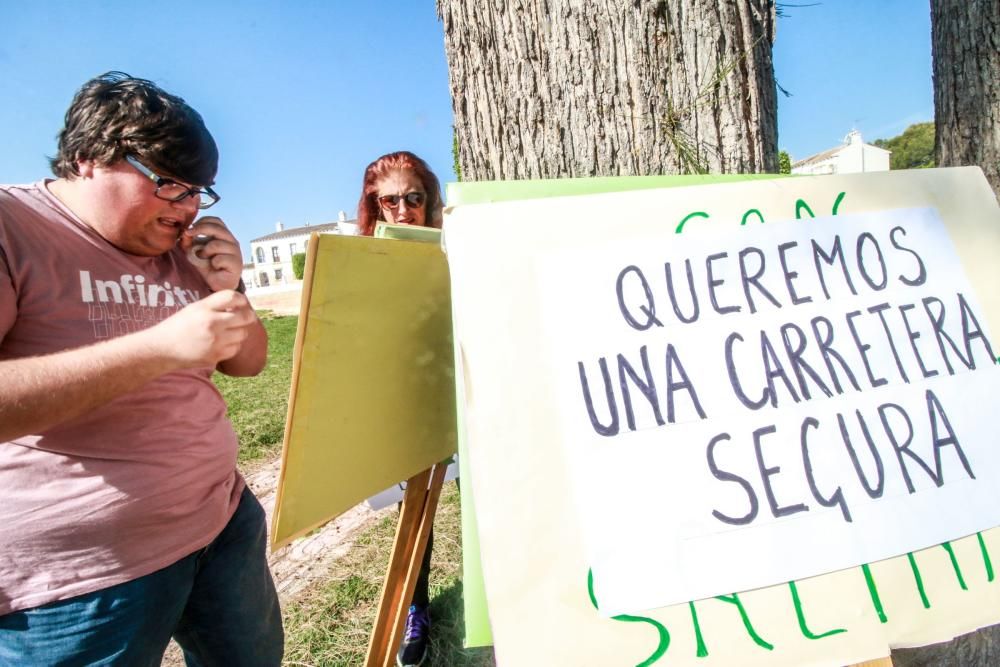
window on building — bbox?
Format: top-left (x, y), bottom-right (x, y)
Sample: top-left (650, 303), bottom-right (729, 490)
top-left (255, 247), bottom-right (265, 263)
top-left (289, 242), bottom-right (297, 256)
top-left (271, 246), bottom-right (280, 262)
top-left (259, 272), bottom-right (270, 287)
top-left (275, 268), bottom-right (283, 282)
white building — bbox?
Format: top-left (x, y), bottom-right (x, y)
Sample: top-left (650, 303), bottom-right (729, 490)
top-left (792, 130), bottom-right (891, 176)
top-left (241, 262), bottom-right (256, 290)
top-left (247, 213), bottom-right (357, 288)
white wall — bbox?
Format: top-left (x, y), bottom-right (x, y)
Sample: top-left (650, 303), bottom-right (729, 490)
top-left (835, 140), bottom-right (891, 174)
top-left (249, 232), bottom-right (311, 288)
top-left (792, 131), bottom-right (890, 176)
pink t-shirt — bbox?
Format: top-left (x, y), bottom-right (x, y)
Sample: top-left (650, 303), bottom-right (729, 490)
top-left (0, 182), bottom-right (245, 615)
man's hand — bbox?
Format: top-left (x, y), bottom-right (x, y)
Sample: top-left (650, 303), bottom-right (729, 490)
top-left (143, 290), bottom-right (258, 369)
top-left (179, 217), bottom-right (243, 293)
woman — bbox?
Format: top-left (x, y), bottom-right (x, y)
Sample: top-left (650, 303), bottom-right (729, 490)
top-left (357, 150), bottom-right (443, 667)
top-left (357, 151), bottom-right (443, 236)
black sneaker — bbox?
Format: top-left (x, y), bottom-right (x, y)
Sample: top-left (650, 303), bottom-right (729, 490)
top-left (396, 604), bottom-right (430, 666)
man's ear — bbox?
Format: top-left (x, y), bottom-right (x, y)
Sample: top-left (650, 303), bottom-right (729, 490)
top-left (75, 160), bottom-right (96, 178)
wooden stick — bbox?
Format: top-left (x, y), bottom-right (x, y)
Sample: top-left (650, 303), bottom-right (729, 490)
top-left (365, 466), bottom-right (430, 667)
top-left (384, 462), bottom-right (448, 666)
top-left (851, 658), bottom-right (893, 667)
top-left (365, 462), bottom-right (448, 667)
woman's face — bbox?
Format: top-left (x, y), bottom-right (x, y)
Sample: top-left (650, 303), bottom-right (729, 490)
top-left (374, 169), bottom-right (427, 227)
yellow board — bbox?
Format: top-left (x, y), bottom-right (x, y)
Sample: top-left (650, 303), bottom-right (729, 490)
top-left (271, 234), bottom-right (457, 549)
top-left (444, 167), bottom-right (1000, 666)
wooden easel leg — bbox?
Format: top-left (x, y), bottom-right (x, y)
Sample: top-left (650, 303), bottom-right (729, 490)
top-left (366, 467), bottom-right (430, 667)
top-left (365, 461), bottom-right (449, 667)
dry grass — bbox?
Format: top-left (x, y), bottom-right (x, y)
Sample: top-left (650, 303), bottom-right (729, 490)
top-left (283, 482), bottom-right (496, 666)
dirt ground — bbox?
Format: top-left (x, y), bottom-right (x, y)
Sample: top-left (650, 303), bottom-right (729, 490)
top-left (161, 457), bottom-right (390, 666)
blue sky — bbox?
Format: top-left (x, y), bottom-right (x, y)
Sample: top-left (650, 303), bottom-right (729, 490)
top-left (2, 1), bottom-right (932, 257)
top-left (773, 0), bottom-right (933, 158)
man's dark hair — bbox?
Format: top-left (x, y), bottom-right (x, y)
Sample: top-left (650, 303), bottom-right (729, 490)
top-left (50, 72), bottom-right (218, 186)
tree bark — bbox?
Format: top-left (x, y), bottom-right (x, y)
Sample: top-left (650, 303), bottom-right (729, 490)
top-left (892, 624), bottom-right (1000, 667)
top-left (931, 0), bottom-right (1000, 198)
top-left (901, 8), bottom-right (1000, 664)
top-left (436, 0), bottom-right (778, 181)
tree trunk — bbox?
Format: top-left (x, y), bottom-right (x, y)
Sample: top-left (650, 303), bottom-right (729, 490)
top-left (891, 624), bottom-right (1000, 667)
top-left (931, 0), bottom-right (1000, 198)
top-left (894, 8), bottom-right (1000, 664)
top-left (436, 0), bottom-right (778, 181)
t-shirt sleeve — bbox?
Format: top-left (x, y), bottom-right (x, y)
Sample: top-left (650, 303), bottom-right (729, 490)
top-left (0, 238), bottom-right (16, 344)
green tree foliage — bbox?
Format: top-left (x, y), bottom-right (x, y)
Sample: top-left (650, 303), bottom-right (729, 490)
top-left (452, 126), bottom-right (462, 182)
top-left (873, 122), bottom-right (936, 170)
top-left (292, 252), bottom-right (307, 280)
top-left (778, 150), bottom-right (792, 174)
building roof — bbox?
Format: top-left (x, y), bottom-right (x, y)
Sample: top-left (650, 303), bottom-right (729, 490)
top-left (792, 130), bottom-right (892, 169)
top-left (792, 145), bottom-right (842, 169)
top-left (251, 221), bottom-right (349, 243)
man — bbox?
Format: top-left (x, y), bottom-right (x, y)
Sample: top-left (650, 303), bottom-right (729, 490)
top-left (0, 72), bottom-right (283, 666)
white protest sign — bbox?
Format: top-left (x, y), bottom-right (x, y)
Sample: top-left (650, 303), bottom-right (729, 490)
top-left (444, 168), bottom-right (1000, 667)
top-left (537, 206), bottom-right (1000, 615)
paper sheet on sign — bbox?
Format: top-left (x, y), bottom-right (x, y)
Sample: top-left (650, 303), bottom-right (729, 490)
top-left (538, 206), bottom-right (1000, 615)
top-left (444, 167), bottom-right (1000, 666)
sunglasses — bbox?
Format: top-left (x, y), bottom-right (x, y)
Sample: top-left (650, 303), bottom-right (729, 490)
top-left (125, 155), bottom-right (220, 209)
top-left (376, 191), bottom-right (426, 210)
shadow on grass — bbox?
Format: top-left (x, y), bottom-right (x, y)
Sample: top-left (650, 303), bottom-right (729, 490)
top-left (428, 580), bottom-right (496, 666)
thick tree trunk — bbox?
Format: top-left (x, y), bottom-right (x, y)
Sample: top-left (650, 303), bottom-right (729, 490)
top-left (892, 624), bottom-right (1000, 667)
top-left (931, 0), bottom-right (1000, 198)
top-left (894, 8), bottom-right (1000, 665)
top-left (436, 0), bottom-right (778, 181)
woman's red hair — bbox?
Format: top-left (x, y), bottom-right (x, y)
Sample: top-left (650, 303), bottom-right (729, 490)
top-left (356, 151), bottom-right (444, 236)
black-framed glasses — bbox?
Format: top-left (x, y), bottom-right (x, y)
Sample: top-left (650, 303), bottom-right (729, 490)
top-left (125, 155), bottom-right (220, 209)
top-left (376, 191), bottom-right (426, 210)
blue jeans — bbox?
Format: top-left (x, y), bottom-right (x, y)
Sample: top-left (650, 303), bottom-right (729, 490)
top-left (0, 486), bottom-right (283, 666)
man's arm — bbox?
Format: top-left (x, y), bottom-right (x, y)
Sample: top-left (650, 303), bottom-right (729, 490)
top-left (0, 290), bottom-right (258, 442)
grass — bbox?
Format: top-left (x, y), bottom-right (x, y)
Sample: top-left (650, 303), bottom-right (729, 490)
top-left (214, 311), bottom-right (298, 466)
top-left (216, 313), bottom-right (495, 665)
